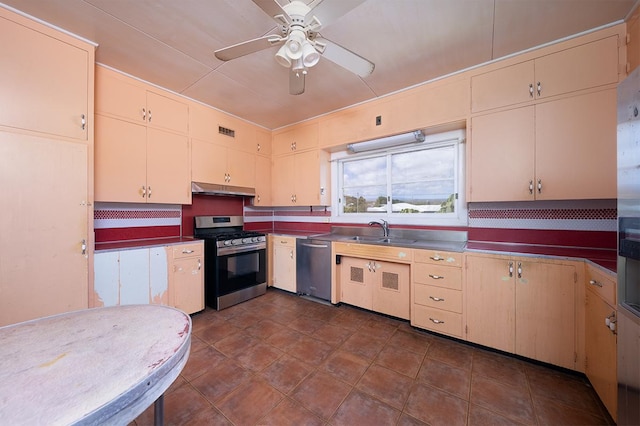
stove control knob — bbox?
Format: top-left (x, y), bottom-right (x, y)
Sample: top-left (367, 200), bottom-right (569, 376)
top-left (252, 237), bottom-right (259, 242)
top-left (224, 240), bottom-right (232, 246)
top-left (242, 237), bottom-right (251, 244)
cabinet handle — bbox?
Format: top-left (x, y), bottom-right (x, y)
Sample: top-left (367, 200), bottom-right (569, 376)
top-left (290, 250), bottom-right (294, 259)
top-left (529, 180), bottom-right (534, 194)
top-left (429, 255), bottom-right (444, 261)
top-left (517, 262), bottom-right (522, 279)
top-left (141, 185), bottom-right (147, 198)
top-left (257, 195), bottom-right (261, 203)
top-left (142, 108), bottom-right (146, 121)
top-left (429, 296), bottom-right (445, 302)
top-left (429, 317), bottom-right (445, 324)
top-left (148, 186), bottom-right (152, 198)
top-left (509, 262), bottom-right (513, 277)
top-left (198, 259), bottom-right (201, 270)
top-left (605, 312), bottom-right (617, 334)
top-left (81, 114), bottom-right (86, 130)
top-left (428, 274), bottom-right (444, 280)
top-left (589, 279), bottom-right (603, 288)
top-left (537, 81), bottom-right (542, 96)
top-left (182, 249), bottom-right (194, 254)
top-left (148, 109), bottom-right (152, 122)
top-left (257, 143), bottom-right (261, 152)
top-left (529, 83), bottom-right (534, 98)
top-left (537, 179), bottom-right (542, 194)
top-left (81, 239), bottom-right (87, 255)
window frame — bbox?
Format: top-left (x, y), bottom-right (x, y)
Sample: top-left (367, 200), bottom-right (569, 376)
top-left (331, 129), bottom-right (467, 227)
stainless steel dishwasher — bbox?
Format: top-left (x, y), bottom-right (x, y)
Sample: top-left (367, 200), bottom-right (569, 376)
top-left (296, 238), bottom-right (332, 302)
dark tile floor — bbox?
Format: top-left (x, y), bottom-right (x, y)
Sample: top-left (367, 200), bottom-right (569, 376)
top-left (132, 288), bottom-right (613, 425)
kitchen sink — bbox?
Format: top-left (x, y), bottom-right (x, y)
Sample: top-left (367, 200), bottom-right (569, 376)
top-left (349, 236), bottom-right (380, 242)
top-left (348, 235), bottom-right (417, 245)
top-left (377, 237), bottom-right (417, 245)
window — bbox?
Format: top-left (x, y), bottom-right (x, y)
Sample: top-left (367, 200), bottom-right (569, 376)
top-left (334, 130), bottom-right (466, 225)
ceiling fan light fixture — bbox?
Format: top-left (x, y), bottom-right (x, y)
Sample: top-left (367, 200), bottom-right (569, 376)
top-left (302, 41), bottom-right (320, 67)
top-left (275, 44), bottom-right (292, 67)
top-left (285, 29), bottom-right (306, 59)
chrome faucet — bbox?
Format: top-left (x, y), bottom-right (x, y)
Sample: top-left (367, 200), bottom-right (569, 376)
top-left (368, 219), bottom-right (389, 237)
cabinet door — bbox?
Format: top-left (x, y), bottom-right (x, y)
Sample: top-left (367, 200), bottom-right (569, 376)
top-left (0, 133), bottom-right (89, 326)
top-left (95, 66), bottom-right (147, 123)
top-left (255, 155), bottom-right (272, 206)
top-left (227, 148), bottom-right (255, 188)
top-left (272, 122), bottom-right (318, 155)
top-left (0, 14), bottom-right (89, 140)
top-left (469, 107), bottom-right (535, 202)
top-left (372, 261), bottom-right (410, 320)
top-left (150, 247), bottom-right (168, 305)
top-left (339, 257), bottom-right (372, 310)
top-left (271, 155), bottom-right (295, 205)
top-left (256, 128), bottom-right (272, 156)
top-left (465, 255), bottom-right (515, 353)
top-left (173, 257), bottom-right (204, 314)
top-left (146, 91), bottom-right (189, 134)
top-left (515, 260), bottom-right (576, 369)
top-left (535, 36), bottom-right (619, 99)
top-left (273, 241), bottom-right (296, 292)
top-left (93, 251), bottom-right (120, 307)
top-left (191, 139), bottom-right (227, 185)
top-left (119, 249), bottom-right (151, 305)
top-left (535, 89), bottom-right (616, 200)
top-left (146, 128), bottom-right (190, 204)
top-left (471, 61), bottom-right (534, 112)
top-left (95, 114), bottom-right (147, 202)
top-left (585, 291), bottom-right (617, 420)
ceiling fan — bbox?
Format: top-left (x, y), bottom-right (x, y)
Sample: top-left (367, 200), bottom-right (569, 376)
top-left (214, 0), bottom-right (375, 95)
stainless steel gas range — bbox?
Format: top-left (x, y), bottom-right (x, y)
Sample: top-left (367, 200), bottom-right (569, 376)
top-left (193, 216), bottom-right (266, 310)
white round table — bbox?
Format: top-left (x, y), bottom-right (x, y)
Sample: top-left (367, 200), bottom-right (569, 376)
top-left (0, 305), bottom-right (191, 425)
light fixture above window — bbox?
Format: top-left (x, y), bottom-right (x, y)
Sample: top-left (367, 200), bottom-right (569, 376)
top-left (346, 130), bottom-right (426, 153)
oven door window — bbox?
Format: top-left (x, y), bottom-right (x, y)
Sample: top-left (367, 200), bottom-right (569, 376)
top-left (216, 249), bottom-right (266, 295)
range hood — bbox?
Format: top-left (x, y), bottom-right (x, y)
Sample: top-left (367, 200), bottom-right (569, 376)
top-left (191, 182), bottom-right (255, 197)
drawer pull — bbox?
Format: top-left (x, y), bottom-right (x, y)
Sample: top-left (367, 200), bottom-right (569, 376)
top-left (429, 296), bottom-right (445, 302)
top-left (182, 249), bottom-right (194, 254)
top-left (429, 255), bottom-right (444, 261)
top-left (589, 279), bottom-right (603, 288)
top-left (429, 317), bottom-right (445, 324)
top-left (428, 274), bottom-right (444, 279)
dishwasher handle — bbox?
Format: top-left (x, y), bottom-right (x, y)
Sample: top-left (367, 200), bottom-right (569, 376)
top-left (300, 242), bottom-right (330, 249)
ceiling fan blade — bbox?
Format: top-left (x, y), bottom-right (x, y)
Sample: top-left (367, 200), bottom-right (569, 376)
top-left (215, 35), bottom-right (282, 61)
top-left (305, 0), bottom-right (365, 27)
top-left (290, 71), bottom-right (305, 95)
top-left (252, 0), bottom-right (289, 23)
top-left (316, 37), bottom-right (374, 77)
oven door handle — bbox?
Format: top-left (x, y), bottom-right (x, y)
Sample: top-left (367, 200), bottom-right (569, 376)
top-left (217, 243), bottom-right (266, 256)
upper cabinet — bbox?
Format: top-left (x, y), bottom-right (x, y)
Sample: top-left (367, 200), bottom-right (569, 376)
top-left (95, 66), bottom-right (190, 204)
top-left (471, 35), bottom-right (620, 113)
top-left (95, 67), bottom-right (188, 134)
top-left (272, 122), bottom-right (318, 156)
top-left (0, 10), bottom-right (91, 141)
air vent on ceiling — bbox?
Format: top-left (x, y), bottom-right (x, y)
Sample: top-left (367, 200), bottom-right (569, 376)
top-left (219, 126), bottom-right (235, 137)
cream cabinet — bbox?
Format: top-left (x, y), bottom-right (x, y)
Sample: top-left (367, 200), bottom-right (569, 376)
top-left (412, 250), bottom-right (464, 338)
top-left (271, 236), bottom-right (297, 293)
top-left (469, 88), bottom-right (616, 202)
top-left (0, 9), bottom-right (90, 141)
top-left (272, 122), bottom-right (318, 155)
top-left (255, 128), bottom-right (272, 156)
top-left (254, 155), bottom-right (272, 206)
top-left (169, 242), bottom-right (204, 315)
top-left (272, 150), bottom-right (330, 206)
top-left (585, 265), bottom-right (617, 421)
top-left (339, 256), bottom-right (410, 320)
top-left (93, 247), bottom-right (169, 307)
top-left (471, 35), bottom-right (619, 112)
top-left (95, 114), bottom-right (190, 204)
top-left (0, 8), bottom-right (94, 327)
top-left (191, 138), bottom-right (255, 188)
top-left (465, 253), bottom-right (578, 369)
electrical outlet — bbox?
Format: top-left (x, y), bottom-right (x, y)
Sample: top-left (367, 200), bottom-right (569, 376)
top-left (376, 115), bottom-right (382, 126)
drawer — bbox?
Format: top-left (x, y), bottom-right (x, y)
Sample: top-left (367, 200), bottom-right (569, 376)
top-left (413, 249), bottom-right (462, 267)
top-left (272, 236), bottom-right (297, 248)
top-left (172, 242), bottom-right (203, 259)
top-left (412, 305), bottom-right (463, 338)
top-left (586, 264), bottom-right (616, 306)
top-left (414, 284), bottom-right (462, 313)
top-left (413, 263), bottom-right (462, 290)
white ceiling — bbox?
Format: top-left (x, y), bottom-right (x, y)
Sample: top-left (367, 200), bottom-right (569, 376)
top-left (1, 0), bottom-right (635, 129)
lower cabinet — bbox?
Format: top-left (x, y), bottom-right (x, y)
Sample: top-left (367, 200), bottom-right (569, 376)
top-left (412, 250), bottom-right (464, 338)
top-left (339, 256), bottom-right (410, 320)
top-left (271, 236), bottom-right (297, 293)
top-left (465, 253), bottom-right (578, 370)
top-left (93, 242), bottom-right (204, 314)
top-left (168, 242), bottom-right (204, 315)
top-left (585, 266), bottom-right (617, 421)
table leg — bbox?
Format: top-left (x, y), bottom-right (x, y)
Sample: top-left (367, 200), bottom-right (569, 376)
top-left (154, 394), bottom-right (164, 426)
